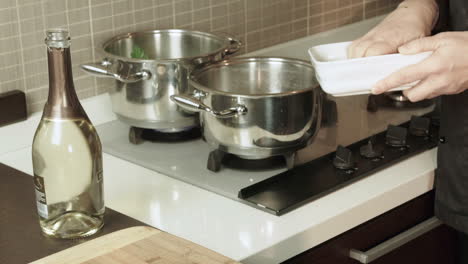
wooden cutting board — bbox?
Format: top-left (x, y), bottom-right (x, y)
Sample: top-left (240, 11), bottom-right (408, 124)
top-left (31, 226), bottom-right (240, 264)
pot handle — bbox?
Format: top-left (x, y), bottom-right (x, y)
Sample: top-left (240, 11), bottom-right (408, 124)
top-left (214, 32), bottom-right (242, 55)
top-left (80, 60), bottom-right (151, 83)
top-left (170, 94), bottom-right (247, 119)
top-left (226, 36), bottom-right (242, 55)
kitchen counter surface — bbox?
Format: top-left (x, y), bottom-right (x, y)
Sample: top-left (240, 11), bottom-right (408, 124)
top-left (0, 16), bottom-right (437, 264)
top-left (0, 162), bottom-right (145, 264)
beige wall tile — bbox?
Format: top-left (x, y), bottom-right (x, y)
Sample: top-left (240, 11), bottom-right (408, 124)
top-left (0, 23), bottom-right (19, 39)
top-left (0, 8), bottom-right (18, 24)
top-left (113, 12), bottom-right (134, 30)
top-left (74, 76), bottom-right (95, 93)
top-left (193, 8), bottom-right (210, 22)
top-left (156, 17), bottom-right (174, 29)
top-left (25, 88), bottom-right (48, 104)
top-left (0, 0), bottom-right (16, 9)
top-left (134, 8), bottom-right (155, 24)
top-left (17, 0), bottom-right (37, 7)
top-left (68, 21), bottom-right (91, 37)
top-left (25, 73), bottom-right (48, 91)
top-left (91, 3), bottom-right (113, 19)
top-left (92, 17), bottom-right (113, 33)
top-left (68, 7), bottom-right (91, 24)
top-left (18, 3), bottom-right (43, 20)
top-left (0, 37), bottom-right (20, 54)
top-left (309, 2), bottom-right (323, 17)
top-left (24, 59), bottom-right (47, 77)
top-left (0, 52), bottom-right (21, 68)
top-left (67, 0), bottom-right (89, 9)
top-left (212, 4), bottom-right (228, 19)
top-left (175, 12), bottom-right (192, 28)
top-left (22, 46), bottom-right (43, 62)
top-left (20, 17), bottom-right (44, 35)
top-left (44, 13), bottom-right (68, 28)
top-left (0, 65), bottom-right (23, 82)
top-left (156, 3), bottom-right (173, 19)
top-left (42, 0), bottom-right (66, 15)
top-left (194, 0), bottom-right (210, 9)
top-left (112, 0), bottom-right (134, 15)
top-left (193, 20), bottom-right (211, 32)
top-left (1, 79), bottom-right (25, 94)
top-left (174, 0), bottom-right (192, 14)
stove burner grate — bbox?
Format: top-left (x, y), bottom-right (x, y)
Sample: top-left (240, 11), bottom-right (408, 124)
top-left (128, 126), bottom-right (201, 144)
top-left (207, 149), bottom-right (297, 172)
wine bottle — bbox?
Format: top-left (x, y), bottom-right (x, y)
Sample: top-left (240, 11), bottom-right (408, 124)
top-left (32, 29), bottom-right (104, 239)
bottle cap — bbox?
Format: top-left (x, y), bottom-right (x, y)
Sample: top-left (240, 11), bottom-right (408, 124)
top-left (45, 28), bottom-right (71, 48)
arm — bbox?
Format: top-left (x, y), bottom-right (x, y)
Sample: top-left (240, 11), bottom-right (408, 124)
top-left (348, 0), bottom-right (439, 58)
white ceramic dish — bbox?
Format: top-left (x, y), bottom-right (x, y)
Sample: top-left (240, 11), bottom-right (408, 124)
top-left (308, 41), bottom-right (432, 96)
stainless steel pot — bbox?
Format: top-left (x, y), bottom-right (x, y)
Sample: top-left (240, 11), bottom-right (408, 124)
top-left (80, 29), bottom-right (241, 132)
top-left (171, 57), bottom-right (322, 159)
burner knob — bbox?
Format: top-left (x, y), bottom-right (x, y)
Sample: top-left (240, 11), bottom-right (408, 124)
top-left (360, 139), bottom-right (383, 159)
top-left (333, 145), bottom-right (355, 170)
top-left (386, 125), bottom-right (407, 147)
top-left (409, 116), bottom-right (431, 137)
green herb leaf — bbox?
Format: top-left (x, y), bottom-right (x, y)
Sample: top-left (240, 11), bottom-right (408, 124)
top-left (131, 45), bottom-right (149, 59)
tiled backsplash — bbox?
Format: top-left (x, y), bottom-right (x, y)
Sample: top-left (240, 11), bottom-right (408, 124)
top-left (0, 0), bottom-right (401, 113)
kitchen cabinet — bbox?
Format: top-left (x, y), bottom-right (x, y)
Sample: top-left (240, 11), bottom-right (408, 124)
top-left (283, 191), bottom-right (457, 264)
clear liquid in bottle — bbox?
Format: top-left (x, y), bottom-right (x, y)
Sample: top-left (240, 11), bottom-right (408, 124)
top-left (32, 29), bottom-right (104, 239)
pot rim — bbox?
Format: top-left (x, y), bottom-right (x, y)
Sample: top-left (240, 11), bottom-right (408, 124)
top-left (100, 29), bottom-right (233, 63)
top-left (189, 57), bottom-right (321, 98)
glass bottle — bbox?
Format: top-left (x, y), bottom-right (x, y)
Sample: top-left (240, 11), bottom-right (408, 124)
top-left (32, 29), bottom-right (104, 239)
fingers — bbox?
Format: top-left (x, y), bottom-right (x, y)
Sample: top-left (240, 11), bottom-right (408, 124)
top-left (348, 40), bottom-right (397, 58)
top-left (348, 39), bottom-right (372, 58)
top-left (364, 42), bottom-right (398, 57)
top-left (372, 55), bottom-right (440, 94)
top-left (402, 75), bottom-right (444, 102)
top-left (398, 35), bottom-right (442, 54)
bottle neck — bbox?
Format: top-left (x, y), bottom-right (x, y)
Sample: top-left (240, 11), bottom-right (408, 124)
top-left (44, 47), bottom-right (87, 120)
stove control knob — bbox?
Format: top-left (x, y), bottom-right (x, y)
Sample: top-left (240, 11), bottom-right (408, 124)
top-left (386, 125), bottom-right (408, 147)
top-left (360, 140), bottom-right (383, 159)
top-left (333, 145), bottom-right (355, 170)
top-left (409, 116), bottom-right (431, 137)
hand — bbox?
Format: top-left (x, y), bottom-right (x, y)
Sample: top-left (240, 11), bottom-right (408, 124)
top-left (372, 32), bottom-right (468, 102)
top-left (348, 0), bottom-right (438, 58)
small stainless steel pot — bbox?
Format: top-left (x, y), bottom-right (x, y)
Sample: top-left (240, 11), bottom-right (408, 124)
top-left (81, 29), bottom-right (241, 132)
top-left (171, 57), bottom-right (322, 159)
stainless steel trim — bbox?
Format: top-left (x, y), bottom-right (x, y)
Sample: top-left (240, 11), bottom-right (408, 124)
top-left (349, 217), bottom-right (443, 263)
top-left (171, 94), bottom-right (247, 119)
top-left (189, 57), bottom-right (317, 98)
top-left (212, 31), bottom-right (242, 55)
top-left (100, 29), bottom-right (240, 63)
top-left (80, 61), bottom-right (150, 83)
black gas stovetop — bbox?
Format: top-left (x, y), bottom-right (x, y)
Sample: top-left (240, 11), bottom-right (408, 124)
top-left (239, 112), bottom-right (440, 215)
